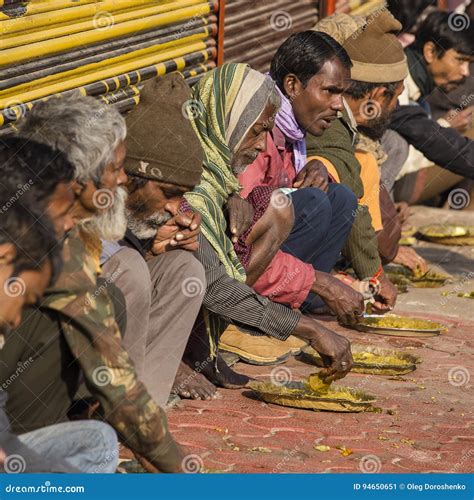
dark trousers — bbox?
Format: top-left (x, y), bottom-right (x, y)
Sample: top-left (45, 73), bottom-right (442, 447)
top-left (281, 184), bottom-right (357, 311)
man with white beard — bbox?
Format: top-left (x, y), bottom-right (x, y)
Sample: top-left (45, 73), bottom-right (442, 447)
top-left (4, 95), bottom-right (187, 473)
top-left (101, 74), bottom-right (214, 404)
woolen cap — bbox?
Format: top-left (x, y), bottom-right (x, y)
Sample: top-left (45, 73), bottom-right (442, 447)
top-left (343, 9), bottom-right (408, 83)
top-left (124, 73), bottom-right (204, 188)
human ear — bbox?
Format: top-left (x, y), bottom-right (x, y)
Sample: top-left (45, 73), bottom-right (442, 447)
top-left (0, 243), bottom-right (16, 266)
top-left (283, 74), bottom-right (301, 100)
top-left (423, 42), bottom-right (437, 64)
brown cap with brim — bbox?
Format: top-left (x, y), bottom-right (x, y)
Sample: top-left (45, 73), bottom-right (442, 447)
top-left (343, 8), bottom-right (408, 83)
top-left (125, 73), bottom-right (204, 188)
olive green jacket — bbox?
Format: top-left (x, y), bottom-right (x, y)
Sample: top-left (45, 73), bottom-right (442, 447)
top-left (306, 107), bottom-right (382, 279)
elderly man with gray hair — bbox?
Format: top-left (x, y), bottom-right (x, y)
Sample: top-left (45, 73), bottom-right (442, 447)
top-left (5, 93), bottom-right (187, 473)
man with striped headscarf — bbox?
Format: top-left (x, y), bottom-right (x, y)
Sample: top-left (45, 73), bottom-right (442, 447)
top-left (183, 63), bottom-right (354, 389)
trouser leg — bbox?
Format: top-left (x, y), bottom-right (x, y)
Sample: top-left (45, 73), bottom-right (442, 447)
top-left (143, 251), bottom-right (206, 407)
top-left (282, 184), bottom-right (356, 273)
top-left (18, 420), bottom-right (118, 473)
top-left (102, 248), bottom-right (150, 381)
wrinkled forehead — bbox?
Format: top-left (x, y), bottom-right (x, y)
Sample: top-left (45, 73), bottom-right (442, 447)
top-left (226, 71), bottom-right (276, 152)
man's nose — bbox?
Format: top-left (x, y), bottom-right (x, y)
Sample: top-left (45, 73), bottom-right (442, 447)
top-left (332, 95), bottom-right (344, 112)
top-left (117, 168), bottom-right (128, 187)
top-left (461, 62), bottom-right (470, 79)
top-left (256, 132), bottom-right (268, 153)
top-left (64, 214), bottom-right (75, 233)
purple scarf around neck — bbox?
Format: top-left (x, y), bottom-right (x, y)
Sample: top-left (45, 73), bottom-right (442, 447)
top-left (272, 83), bottom-right (307, 174)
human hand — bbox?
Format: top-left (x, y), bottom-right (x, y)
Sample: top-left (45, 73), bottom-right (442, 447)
top-left (151, 211), bottom-right (201, 255)
top-left (371, 272), bottom-right (398, 313)
top-left (227, 194), bottom-right (255, 243)
top-left (293, 159), bottom-right (329, 191)
top-left (392, 246), bottom-right (428, 275)
top-left (443, 106), bottom-right (474, 133)
top-left (312, 271), bottom-right (365, 325)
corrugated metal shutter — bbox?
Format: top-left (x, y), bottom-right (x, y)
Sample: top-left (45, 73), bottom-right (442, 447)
top-left (223, 0), bottom-right (319, 73)
top-left (0, 0), bottom-right (219, 129)
top-left (335, 0), bottom-right (385, 15)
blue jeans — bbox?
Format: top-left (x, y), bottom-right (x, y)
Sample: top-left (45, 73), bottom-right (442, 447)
top-left (281, 184), bottom-right (357, 311)
top-left (17, 420), bottom-right (118, 473)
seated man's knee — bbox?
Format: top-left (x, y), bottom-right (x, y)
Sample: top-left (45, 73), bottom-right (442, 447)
top-left (328, 183), bottom-right (358, 215)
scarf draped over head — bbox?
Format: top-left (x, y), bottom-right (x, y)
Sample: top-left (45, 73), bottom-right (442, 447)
top-left (185, 63), bottom-right (277, 281)
top-left (272, 84), bottom-right (307, 174)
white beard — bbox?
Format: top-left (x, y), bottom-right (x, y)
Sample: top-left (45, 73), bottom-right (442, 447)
top-left (81, 186), bottom-right (128, 241)
top-left (126, 209), bottom-right (172, 240)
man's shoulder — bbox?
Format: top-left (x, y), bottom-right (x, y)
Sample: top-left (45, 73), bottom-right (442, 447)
top-left (306, 115), bottom-right (353, 153)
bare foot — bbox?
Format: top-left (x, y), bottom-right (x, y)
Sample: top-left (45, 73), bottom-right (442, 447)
top-left (171, 361), bottom-right (218, 400)
top-left (198, 353), bottom-right (252, 389)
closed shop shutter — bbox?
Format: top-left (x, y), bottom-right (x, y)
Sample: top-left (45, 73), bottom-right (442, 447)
top-left (0, 0), bottom-right (219, 129)
top-left (223, 0), bottom-right (319, 73)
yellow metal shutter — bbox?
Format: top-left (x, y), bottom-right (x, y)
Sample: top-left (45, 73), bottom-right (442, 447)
top-left (223, 0), bottom-right (319, 73)
top-left (0, 0), bottom-right (219, 128)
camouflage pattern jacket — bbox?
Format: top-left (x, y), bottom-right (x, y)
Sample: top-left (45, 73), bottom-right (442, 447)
top-left (42, 227), bottom-right (183, 472)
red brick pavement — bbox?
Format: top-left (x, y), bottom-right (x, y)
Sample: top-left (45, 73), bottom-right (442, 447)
top-left (168, 314), bottom-right (473, 473)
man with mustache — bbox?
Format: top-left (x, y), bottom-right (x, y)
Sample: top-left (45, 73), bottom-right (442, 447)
top-left (306, 10), bottom-right (425, 299)
top-left (101, 74), bottom-right (212, 403)
top-left (389, 10), bottom-right (474, 205)
top-left (225, 31), bottom-right (364, 363)
top-left (2, 96), bottom-right (186, 473)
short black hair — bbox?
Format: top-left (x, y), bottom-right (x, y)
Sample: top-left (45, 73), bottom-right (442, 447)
top-left (344, 81), bottom-right (401, 100)
top-left (0, 136), bottom-right (75, 212)
top-left (387, 0), bottom-right (437, 33)
top-left (270, 31), bottom-right (353, 93)
top-left (414, 10), bottom-right (474, 57)
top-left (0, 195), bottom-right (62, 284)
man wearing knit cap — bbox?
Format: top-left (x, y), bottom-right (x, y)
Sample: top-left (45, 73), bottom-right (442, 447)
top-left (101, 73), bottom-right (216, 404)
top-left (308, 8), bottom-right (420, 307)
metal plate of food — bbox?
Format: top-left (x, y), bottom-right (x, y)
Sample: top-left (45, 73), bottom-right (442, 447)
top-left (298, 345), bottom-right (421, 376)
top-left (418, 224), bottom-right (474, 246)
top-left (249, 380), bottom-right (376, 413)
top-left (385, 265), bottom-right (450, 289)
top-left (351, 314), bottom-right (445, 337)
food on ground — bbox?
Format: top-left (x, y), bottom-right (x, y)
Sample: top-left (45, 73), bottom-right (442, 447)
top-left (360, 315), bottom-right (442, 330)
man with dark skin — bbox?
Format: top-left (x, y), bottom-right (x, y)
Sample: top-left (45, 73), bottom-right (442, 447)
top-left (238, 32), bottom-right (365, 325)
top-left (182, 64), bottom-right (354, 389)
top-left (3, 97), bottom-right (186, 473)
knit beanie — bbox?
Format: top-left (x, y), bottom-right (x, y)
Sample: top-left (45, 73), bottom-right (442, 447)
top-left (342, 8), bottom-right (408, 83)
top-left (313, 13), bottom-right (367, 45)
top-left (125, 73), bottom-right (204, 188)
